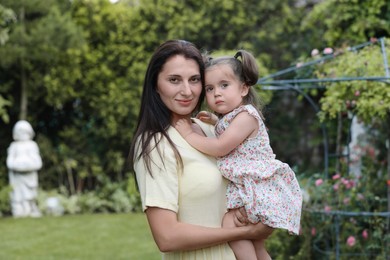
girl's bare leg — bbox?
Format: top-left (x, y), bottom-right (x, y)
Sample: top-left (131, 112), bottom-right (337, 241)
top-left (223, 211), bottom-right (257, 260)
top-left (253, 239), bottom-right (272, 260)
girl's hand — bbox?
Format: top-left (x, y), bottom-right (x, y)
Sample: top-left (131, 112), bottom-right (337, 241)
top-left (196, 111), bottom-right (218, 125)
top-left (231, 207), bottom-right (249, 227)
top-left (175, 119), bottom-right (194, 139)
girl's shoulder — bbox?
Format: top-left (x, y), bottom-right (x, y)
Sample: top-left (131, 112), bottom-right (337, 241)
top-left (231, 104), bottom-right (261, 119)
top-left (218, 105), bottom-right (263, 128)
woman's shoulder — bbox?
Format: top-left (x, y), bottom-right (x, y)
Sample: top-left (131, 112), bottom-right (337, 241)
top-left (191, 118), bottom-right (216, 137)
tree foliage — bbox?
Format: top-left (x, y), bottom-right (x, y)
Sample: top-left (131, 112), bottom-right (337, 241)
top-left (0, 0), bottom-right (388, 204)
top-left (315, 39), bottom-right (390, 122)
top-left (0, 3), bottom-right (15, 123)
top-left (301, 0), bottom-right (390, 47)
top-left (0, 3), bottom-right (15, 45)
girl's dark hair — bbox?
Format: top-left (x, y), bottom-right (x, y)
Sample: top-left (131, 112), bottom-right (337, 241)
top-left (128, 40), bottom-right (205, 180)
top-left (204, 50), bottom-right (264, 118)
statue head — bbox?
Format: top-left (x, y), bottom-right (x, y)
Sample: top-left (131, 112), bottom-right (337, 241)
top-left (12, 120), bottom-right (35, 141)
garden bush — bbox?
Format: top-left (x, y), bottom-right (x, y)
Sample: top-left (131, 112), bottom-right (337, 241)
top-left (299, 150), bottom-right (389, 259)
top-left (0, 177), bottom-right (140, 217)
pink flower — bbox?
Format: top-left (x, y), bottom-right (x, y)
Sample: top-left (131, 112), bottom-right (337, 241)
top-left (354, 90), bottom-right (360, 96)
top-left (324, 205), bottom-right (332, 212)
top-left (323, 47), bottom-right (333, 55)
top-left (362, 229), bottom-right (368, 239)
top-left (341, 178), bottom-right (355, 189)
top-left (315, 179), bottom-right (323, 186)
top-left (357, 193), bottom-right (364, 200)
top-left (343, 197), bottom-right (350, 205)
top-left (311, 227), bottom-right (316, 236)
top-left (332, 174), bottom-right (341, 180)
top-left (311, 49), bottom-right (319, 57)
top-left (346, 236), bottom-right (356, 247)
top-left (296, 62), bottom-right (304, 68)
top-left (345, 180), bottom-right (355, 189)
top-left (366, 146), bottom-right (376, 158)
top-left (333, 183), bottom-right (339, 191)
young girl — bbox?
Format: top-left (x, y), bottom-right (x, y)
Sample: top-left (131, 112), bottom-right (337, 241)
top-left (175, 50), bottom-right (303, 260)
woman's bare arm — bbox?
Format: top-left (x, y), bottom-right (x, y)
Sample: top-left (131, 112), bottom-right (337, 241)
top-left (146, 207), bottom-right (273, 252)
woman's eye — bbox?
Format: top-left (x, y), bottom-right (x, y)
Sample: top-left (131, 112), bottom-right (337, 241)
top-left (169, 78), bottom-right (179, 83)
top-left (205, 86), bottom-right (213, 92)
top-left (190, 76), bottom-right (201, 83)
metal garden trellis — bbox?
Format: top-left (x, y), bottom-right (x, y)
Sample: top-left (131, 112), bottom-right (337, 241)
top-left (257, 37), bottom-right (390, 259)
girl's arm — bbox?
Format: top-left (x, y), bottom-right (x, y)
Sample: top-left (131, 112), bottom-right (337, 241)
top-left (146, 207), bottom-right (273, 252)
top-left (175, 112), bottom-right (257, 157)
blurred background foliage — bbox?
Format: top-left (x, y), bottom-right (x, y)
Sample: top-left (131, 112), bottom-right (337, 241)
top-left (0, 0), bottom-right (389, 258)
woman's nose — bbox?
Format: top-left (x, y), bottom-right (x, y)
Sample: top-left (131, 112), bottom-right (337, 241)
top-left (180, 82), bottom-right (191, 95)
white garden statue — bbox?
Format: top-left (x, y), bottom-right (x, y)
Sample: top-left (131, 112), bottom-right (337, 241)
top-left (6, 120), bottom-right (43, 217)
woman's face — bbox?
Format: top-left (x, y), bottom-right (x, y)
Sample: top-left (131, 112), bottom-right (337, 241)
top-left (157, 55), bottom-right (202, 123)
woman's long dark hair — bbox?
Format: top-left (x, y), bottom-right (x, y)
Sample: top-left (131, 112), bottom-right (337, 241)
top-left (128, 40), bottom-right (205, 180)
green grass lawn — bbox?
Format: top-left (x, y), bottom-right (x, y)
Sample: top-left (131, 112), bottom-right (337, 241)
top-left (0, 213), bottom-right (160, 260)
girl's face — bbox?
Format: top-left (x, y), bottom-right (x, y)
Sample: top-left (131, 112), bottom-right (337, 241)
top-left (205, 64), bottom-right (249, 115)
top-left (157, 55), bottom-right (203, 123)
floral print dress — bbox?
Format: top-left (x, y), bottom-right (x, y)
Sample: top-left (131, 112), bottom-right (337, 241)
top-left (216, 105), bottom-right (302, 235)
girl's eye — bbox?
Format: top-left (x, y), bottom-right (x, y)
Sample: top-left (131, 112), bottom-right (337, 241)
top-left (205, 86), bottom-right (213, 92)
top-left (221, 83), bottom-right (228, 88)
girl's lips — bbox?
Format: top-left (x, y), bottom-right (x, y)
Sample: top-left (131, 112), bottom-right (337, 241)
top-left (215, 100), bottom-right (223, 105)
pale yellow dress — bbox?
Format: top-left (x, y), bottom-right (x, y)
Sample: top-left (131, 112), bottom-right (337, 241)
top-left (134, 119), bottom-right (236, 260)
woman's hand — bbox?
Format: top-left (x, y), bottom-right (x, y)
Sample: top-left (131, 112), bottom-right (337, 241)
top-left (229, 207), bottom-right (274, 240)
top-left (248, 221), bottom-right (274, 240)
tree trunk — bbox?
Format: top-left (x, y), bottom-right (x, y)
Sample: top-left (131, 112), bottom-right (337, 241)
top-left (19, 6), bottom-right (27, 120)
top-left (65, 160), bottom-right (76, 196)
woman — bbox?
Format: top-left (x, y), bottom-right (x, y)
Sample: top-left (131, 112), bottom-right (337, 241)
top-left (128, 40), bottom-right (272, 259)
